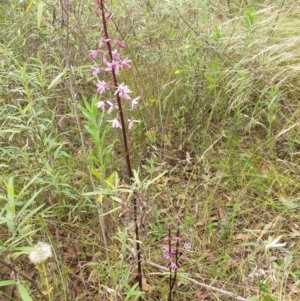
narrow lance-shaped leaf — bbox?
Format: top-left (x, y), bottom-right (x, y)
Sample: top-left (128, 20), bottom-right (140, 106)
top-left (37, 2), bottom-right (44, 29)
top-left (47, 70), bottom-right (66, 90)
top-left (17, 283), bottom-right (34, 301)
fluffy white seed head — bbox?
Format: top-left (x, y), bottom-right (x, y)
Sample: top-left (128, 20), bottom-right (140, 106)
top-left (29, 242), bottom-right (52, 265)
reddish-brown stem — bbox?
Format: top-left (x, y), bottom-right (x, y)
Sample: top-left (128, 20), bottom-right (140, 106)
top-left (98, 0), bottom-right (142, 291)
top-left (170, 223), bottom-right (180, 292)
top-left (168, 222), bottom-right (180, 301)
top-left (168, 225), bottom-right (172, 301)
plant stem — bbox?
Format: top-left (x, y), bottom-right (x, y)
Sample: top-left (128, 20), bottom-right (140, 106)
top-left (41, 263), bottom-right (52, 301)
top-left (168, 225), bottom-right (172, 301)
top-left (170, 224), bottom-right (180, 293)
top-left (168, 222), bottom-right (180, 301)
top-left (99, 0), bottom-right (142, 291)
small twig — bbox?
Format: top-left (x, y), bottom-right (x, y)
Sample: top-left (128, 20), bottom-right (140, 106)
top-left (145, 261), bottom-right (251, 301)
top-left (0, 259), bottom-right (49, 301)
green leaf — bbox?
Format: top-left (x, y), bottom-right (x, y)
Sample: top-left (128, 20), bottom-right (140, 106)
top-left (110, 196), bottom-right (123, 203)
top-left (82, 190), bottom-right (115, 196)
top-left (47, 70), bottom-right (66, 90)
top-left (6, 211), bottom-right (15, 234)
top-left (12, 246), bottom-right (37, 252)
top-left (100, 206), bottom-right (121, 216)
top-left (17, 283), bottom-right (33, 301)
top-left (26, 0), bottom-right (37, 13)
top-left (124, 282), bottom-right (145, 301)
top-left (17, 188), bottom-right (43, 221)
top-left (11, 247), bottom-right (37, 260)
top-left (262, 296), bottom-right (275, 301)
top-left (17, 172), bottom-right (43, 198)
top-left (0, 280), bottom-right (16, 287)
top-left (4, 177), bottom-right (15, 205)
top-left (17, 203), bottom-right (45, 230)
top-left (144, 171), bottom-right (168, 188)
top-left (37, 2), bottom-right (44, 29)
top-left (4, 229), bottom-right (38, 249)
top-left (132, 170), bottom-right (141, 186)
top-left (91, 168), bottom-right (102, 180)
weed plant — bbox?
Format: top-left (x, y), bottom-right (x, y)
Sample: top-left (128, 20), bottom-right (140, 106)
top-left (1, 0), bottom-right (300, 300)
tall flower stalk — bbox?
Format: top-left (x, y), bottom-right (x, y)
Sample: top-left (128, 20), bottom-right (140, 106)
top-left (162, 223), bottom-right (191, 301)
top-left (91, 0), bottom-right (142, 290)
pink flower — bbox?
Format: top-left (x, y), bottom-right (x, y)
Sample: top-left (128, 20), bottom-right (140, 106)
top-left (103, 55), bottom-right (120, 72)
top-left (127, 119), bottom-right (139, 130)
top-left (106, 12), bottom-right (114, 21)
top-left (98, 38), bottom-right (104, 48)
top-left (105, 60), bottom-right (120, 72)
top-left (120, 57), bottom-right (132, 68)
top-left (115, 40), bottom-right (126, 48)
top-left (96, 101), bottom-right (105, 110)
top-left (96, 80), bottom-right (110, 94)
top-left (162, 247), bottom-right (171, 260)
top-left (92, 65), bottom-right (101, 76)
top-left (130, 97), bottom-right (139, 109)
top-left (90, 50), bottom-right (99, 59)
top-left (108, 118), bottom-right (122, 129)
top-left (183, 243), bottom-right (191, 250)
top-left (103, 55), bottom-right (108, 66)
top-left (172, 236), bottom-right (181, 242)
top-left (107, 101), bottom-right (118, 114)
top-left (170, 262), bottom-right (178, 270)
top-left (115, 83), bottom-right (131, 100)
top-left (112, 49), bottom-right (120, 60)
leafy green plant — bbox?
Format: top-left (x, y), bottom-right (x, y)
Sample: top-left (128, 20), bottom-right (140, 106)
top-left (79, 95), bottom-right (115, 185)
top-left (123, 282), bottom-right (145, 301)
top-left (0, 176), bottom-right (52, 301)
